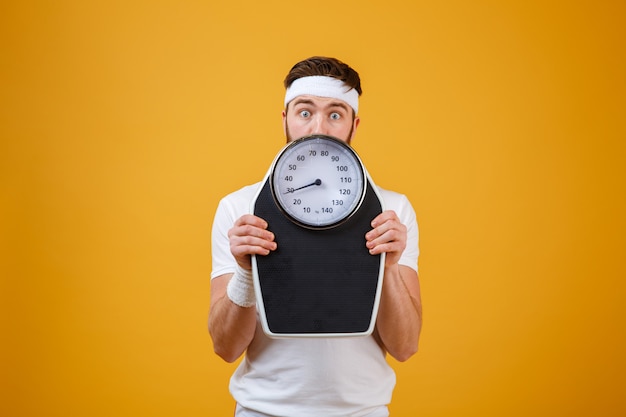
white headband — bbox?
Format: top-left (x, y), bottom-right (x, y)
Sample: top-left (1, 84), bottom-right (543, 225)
top-left (284, 75), bottom-right (359, 114)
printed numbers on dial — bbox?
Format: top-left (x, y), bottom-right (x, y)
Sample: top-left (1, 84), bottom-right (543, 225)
top-left (271, 135), bottom-right (366, 229)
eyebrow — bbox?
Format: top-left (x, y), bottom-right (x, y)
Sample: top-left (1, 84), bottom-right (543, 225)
top-left (291, 98), bottom-right (350, 112)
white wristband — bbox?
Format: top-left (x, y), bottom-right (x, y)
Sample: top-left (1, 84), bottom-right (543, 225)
top-left (226, 265), bottom-right (256, 308)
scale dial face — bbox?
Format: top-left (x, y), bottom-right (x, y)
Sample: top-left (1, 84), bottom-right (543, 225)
top-left (270, 135), bottom-right (367, 229)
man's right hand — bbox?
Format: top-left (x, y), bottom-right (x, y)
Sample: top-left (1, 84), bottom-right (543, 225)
top-left (227, 214), bottom-right (277, 270)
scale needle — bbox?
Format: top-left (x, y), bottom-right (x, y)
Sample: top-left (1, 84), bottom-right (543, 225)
top-left (285, 178), bottom-right (322, 194)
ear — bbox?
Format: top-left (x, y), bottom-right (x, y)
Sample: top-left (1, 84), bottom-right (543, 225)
top-left (350, 116), bottom-right (361, 142)
top-left (282, 110), bottom-right (287, 136)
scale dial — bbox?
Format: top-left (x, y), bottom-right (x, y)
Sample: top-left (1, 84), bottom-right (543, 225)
top-left (270, 135), bottom-right (367, 229)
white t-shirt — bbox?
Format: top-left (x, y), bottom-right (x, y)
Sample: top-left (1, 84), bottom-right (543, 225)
top-left (211, 181), bottom-right (419, 417)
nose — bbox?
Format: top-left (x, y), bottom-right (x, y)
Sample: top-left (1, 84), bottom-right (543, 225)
top-left (311, 114), bottom-right (330, 135)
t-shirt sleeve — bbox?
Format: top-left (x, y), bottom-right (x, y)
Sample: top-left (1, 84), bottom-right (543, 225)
top-left (383, 191), bottom-right (419, 274)
top-left (210, 196), bottom-right (238, 279)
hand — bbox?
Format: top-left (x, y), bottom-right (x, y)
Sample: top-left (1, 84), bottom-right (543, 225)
top-left (228, 214), bottom-right (277, 270)
top-left (365, 210), bottom-right (407, 267)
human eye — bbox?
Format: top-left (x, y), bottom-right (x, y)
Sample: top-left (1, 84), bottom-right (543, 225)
top-left (299, 110), bottom-right (311, 118)
top-left (330, 112), bottom-right (341, 120)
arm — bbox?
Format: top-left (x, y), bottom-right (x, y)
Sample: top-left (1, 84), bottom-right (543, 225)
top-left (209, 274), bottom-right (257, 362)
top-left (208, 214), bottom-right (277, 363)
top-left (366, 210), bottom-right (422, 362)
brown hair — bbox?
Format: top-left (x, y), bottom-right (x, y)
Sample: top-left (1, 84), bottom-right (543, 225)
top-left (283, 56), bottom-right (362, 95)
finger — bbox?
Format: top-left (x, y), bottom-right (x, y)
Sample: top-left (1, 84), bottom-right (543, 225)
top-left (234, 214), bottom-right (270, 228)
top-left (231, 242), bottom-right (275, 258)
top-left (367, 238), bottom-right (406, 268)
top-left (366, 219), bottom-right (406, 243)
top-left (368, 240), bottom-right (402, 255)
top-left (229, 224), bottom-right (275, 243)
top-left (231, 233), bottom-right (277, 250)
top-left (370, 210), bottom-right (399, 228)
top-left (366, 228), bottom-right (406, 251)
top-left (231, 243), bottom-right (276, 266)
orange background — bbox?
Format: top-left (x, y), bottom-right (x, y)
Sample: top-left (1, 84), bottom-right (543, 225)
top-left (2, 1), bottom-right (625, 416)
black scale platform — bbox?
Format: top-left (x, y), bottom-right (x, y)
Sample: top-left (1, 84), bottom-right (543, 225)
top-left (252, 178), bottom-right (384, 337)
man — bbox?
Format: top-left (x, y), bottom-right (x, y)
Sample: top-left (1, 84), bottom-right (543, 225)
top-left (209, 57), bottom-right (422, 417)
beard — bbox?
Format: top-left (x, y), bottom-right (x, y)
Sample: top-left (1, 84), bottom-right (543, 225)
top-left (285, 122), bottom-right (354, 145)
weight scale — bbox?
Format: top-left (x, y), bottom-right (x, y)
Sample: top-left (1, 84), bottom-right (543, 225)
top-left (251, 135), bottom-right (385, 337)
